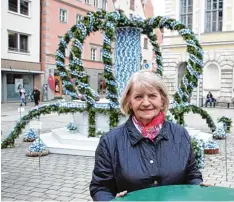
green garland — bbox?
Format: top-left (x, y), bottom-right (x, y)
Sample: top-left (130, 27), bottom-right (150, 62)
top-left (218, 116), bottom-right (232, 133)
top-left (170, 105), bottom-right (216, 132)
top-left (144, 16), bottom-right (203, 104)
top-left (1, 102), bottom-right (125, 148)
top-left (191, 137), bottom-right (205, 169)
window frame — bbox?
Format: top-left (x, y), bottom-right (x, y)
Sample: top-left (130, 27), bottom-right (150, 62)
top-left (205, 0), bottom-right (223, 32)
top-left (8, 0), bottom-right (30, 17)
top-left (143, 38), bottom-right (148, 49)
top-left (179, 0), bottom-right (193, 30)
top-left (76, 14), bottom-right (83, 23)
top-left (59, 9), bottom-right (67, 23)
top-left (85, 0), bottom-right (90, 5)
top-left (130, 0), bottom-right (135, 10)
top-left (8, 31), bottom-right (29, 53)
top-left (94, 0), bottom-right (98, 8)
top-left (102, 0), bottom-right (107, 10)
top-left (91, 48), bottom-right (97, 61)
top-left (100, 49), bottom-right (103, 61)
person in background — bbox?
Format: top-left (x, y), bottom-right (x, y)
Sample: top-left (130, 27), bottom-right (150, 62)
top-left (19, 87), bottom-right (26, 106)
top-left (90, 70), bottom-right (204, 201)
top-left (33, 86), bottom-right (40, 106)
top-left (205, 91), bottom-right (215, 107)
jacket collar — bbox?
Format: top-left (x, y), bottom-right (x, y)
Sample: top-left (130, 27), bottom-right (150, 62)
top-left (126, 116), bottom-right (169, 146)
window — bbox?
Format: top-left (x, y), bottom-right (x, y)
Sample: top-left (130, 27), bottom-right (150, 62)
top-left (102, 0), bottom-right (107, 10)
top-left (130, 0), bottom-right (135, 10)
top-left (94, 0), bottom-right (98, 7)
top-left (177, 62), bottom-right (186, 87)
top-left (180, 0), bottom-right (193, 30)
top-left (85, 0), bottom-right (90, 4)
top-left (203, 63), bottom-right (220, 90)
top-left (143, 38), bottom-right (148, 49)
top-left (9, 0), bottom-right (18, 12)
top-left (205, 0), bottom-right (223, 32)
top-left (59, 9), bottom-right (67, 23)
top-left (100, 49), bottom-right (103, 61)
top-left (9, 0), bottom-right (29, 16)
top-left (91, 48), bottom-right (96, 61)
top-left (20, 0), bottom-right (28, 15)
top-left (8, 31), bottom-right (29, 53)
top-left (76, 14), bottom-right (82, 23)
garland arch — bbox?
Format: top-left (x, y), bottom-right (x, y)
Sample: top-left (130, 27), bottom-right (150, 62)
top-left (55, 10), bottom-right (205, 136)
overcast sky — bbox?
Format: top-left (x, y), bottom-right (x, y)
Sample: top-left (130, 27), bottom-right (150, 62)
top-left (151, 0), bottom-right (165, 16)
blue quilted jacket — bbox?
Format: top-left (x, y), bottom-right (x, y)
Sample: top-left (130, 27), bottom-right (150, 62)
top-left (90, 117), bottom-right (203, 201)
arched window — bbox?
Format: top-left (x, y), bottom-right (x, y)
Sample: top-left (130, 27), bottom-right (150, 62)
top-left (203, 63), bottom-right (220, 90)
top-left (177, 62), bottom-right (186, 87)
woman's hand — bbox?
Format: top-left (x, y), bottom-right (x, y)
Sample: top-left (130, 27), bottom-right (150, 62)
top-left (200, 182), bottom-right (212, 187)
top-left (116, 190), bottom-right (127, 198)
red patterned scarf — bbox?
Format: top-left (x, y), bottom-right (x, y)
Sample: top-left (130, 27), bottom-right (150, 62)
top-left (132, 112), bottom-right (165, 142)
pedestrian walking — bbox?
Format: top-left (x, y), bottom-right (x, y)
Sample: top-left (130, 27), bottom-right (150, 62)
top-left (33, 86), bottom-right (41, 106)
top-left (19, 87), bottom-right (26, 106)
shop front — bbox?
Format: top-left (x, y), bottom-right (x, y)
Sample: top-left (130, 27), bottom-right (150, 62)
top-left (1, 59), bottom-right (43, 103)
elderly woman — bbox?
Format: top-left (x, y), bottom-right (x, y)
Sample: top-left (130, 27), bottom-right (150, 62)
top-left (90, 70), bottom-right (203, 201)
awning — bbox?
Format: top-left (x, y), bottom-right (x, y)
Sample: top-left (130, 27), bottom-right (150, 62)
top-left (1, 68), bottom-right (45, 74)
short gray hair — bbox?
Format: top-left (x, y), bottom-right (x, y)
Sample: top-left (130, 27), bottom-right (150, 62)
top-left (120, 69), bottom-right (169, 115)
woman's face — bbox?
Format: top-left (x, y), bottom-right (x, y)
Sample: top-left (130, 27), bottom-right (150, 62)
top-left (129, 83), bottom-right (163, 125)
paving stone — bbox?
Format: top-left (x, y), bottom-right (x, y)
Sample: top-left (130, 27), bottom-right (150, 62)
top-left (70, 198), bottom-right (88, 202)
top-left (3, 188), bottom-right (19, 193)
top-left (55, 196), bottom-right (75, 201)
top-left (36, 184), bottom-right (52, 189)
top-left (63, 183), bottom-right (76, 188)
top-left (19, 186), bottom-right (35, 191)
top-left (14, 189), bottom-right (32, 195)
top-left (43, 193), bottom-right (58, 200)
top-left (48, 185), bottom-right (61, 190)
top-left (59, 187), bottom-right (75, 192)
top-left (1, 192), bottom-right (18, 198)
top-left (44, 190), bottom-right (60, 195)
top-left (72, 189), bottom-right (86, 194)
top-left (1, 197), bottom-right (17, 201)
top-left (13, 194), bottom-right (32, 200)
top-left (29, 192), bottom-right (45, 197)
top-left (57, 191), bottom-right (74, 197)
top-left (28, 197), bottom-right (47, 201)
top-left (71, 193), bottom-right (87, 199)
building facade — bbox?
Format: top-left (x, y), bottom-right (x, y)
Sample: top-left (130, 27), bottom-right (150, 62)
top-left (1, 0), bottom-right (42, 102)
top-left (162, 0), bottom-right (234, 105)
top-left (40, 0), bottom-right (115, 100)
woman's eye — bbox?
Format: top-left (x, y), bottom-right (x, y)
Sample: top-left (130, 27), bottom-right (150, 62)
top-left (149, 94), bottom-right (157, 98)
top-left (135, 95), bottom-right (142, 99)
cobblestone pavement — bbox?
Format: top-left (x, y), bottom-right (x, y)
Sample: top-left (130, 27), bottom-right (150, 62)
top-left (1, 103), bottom-right (234, 201)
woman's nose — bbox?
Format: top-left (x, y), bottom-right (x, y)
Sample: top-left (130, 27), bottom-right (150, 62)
top-left (142, 97), bottom-right (150, 106)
